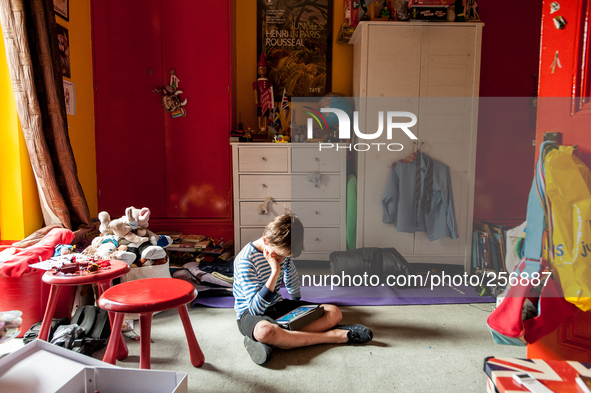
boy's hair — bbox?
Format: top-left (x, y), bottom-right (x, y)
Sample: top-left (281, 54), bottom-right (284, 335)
top-left (262, 212), bottom-right (304, 258)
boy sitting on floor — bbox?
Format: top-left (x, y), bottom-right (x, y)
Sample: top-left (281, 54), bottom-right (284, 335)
top-left (233, 212), bottom-right (373, 365)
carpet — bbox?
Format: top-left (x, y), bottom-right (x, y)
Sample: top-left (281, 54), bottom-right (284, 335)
top-left (191, 284), bottom-right (495, 308)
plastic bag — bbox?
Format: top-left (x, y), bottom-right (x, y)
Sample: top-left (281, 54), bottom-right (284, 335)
top-left (545, 146), bottom-right (591, 311)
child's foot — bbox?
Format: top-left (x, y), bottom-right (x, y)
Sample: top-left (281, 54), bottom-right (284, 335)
top-left (335, 324), bottom-right (373, 344)
top-left (244, 336), bottom-right (272, 365)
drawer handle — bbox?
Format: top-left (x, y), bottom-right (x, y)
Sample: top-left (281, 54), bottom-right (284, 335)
top-left (261, 184), bottom-right (267, 189)
top-left (261, 157), bottom-right (267, 161)
top-left (315, 157), bottom-right (320, 161)
top-left (258, 196), bottom-right (273, 216)
top-left (315, 237), bottom-right (320, 242)
top-left (315, 211), bottom-right (320, 215)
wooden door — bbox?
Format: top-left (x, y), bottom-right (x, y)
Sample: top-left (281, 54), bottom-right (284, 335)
top-left (93, 1), bottom-right (231, 222)
top-left (527, 0), bottom-right (591, 362)
top-left (355, 25), bottom-right (421, 254)
top-left (93, 0), bottom-right (166, 217)
top-left (161, 1), bottom-right (231, 219)
top-left (413, 26), bottom-right (481, 267)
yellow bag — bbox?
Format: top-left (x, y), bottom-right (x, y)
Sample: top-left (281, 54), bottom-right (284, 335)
top-left (545, 146), bottom-right (591, 311)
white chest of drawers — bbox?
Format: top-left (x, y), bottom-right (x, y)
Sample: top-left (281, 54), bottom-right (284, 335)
top-left (231, 143), bottom-right (347, 261)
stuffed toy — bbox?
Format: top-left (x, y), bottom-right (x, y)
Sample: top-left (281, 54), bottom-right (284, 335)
top-left (125, 207), bottom-right (161, 245)
top-left (98, 207), bottom-right (149, 244)
top-left (82, 235), bottom-right (137, 266)
top-left (54, 244), bottom-right (76, 258)
top-left (128, 242), bottom-right (168, 268)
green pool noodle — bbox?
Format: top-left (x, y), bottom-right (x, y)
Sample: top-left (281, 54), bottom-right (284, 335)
top-left (346, 174), bottom-right (357, 250)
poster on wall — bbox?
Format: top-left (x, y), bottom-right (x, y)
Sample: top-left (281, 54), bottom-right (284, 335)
top-left (53, 0), bottom-right (69, 21)
top-left (63, 80), bottom-right (76, 115)
top-left (55, 24), bottom-right (71, 78)
top-left (257, 0), bottom-right (333, 102)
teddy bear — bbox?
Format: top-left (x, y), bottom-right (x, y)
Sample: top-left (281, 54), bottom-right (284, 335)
top-left (98, 207), bottom-right (149, 244)
top-left (125, 207), bottom-right (161, 245)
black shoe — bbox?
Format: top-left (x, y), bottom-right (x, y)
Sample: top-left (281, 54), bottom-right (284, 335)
top-left (244, 336), bottom-right (272, 365)
top-left (335, 324), bottom-right (373, 344)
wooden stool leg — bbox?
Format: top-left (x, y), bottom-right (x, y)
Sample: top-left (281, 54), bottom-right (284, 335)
top-left (102, 312), bottom-right (125, 365)
top-left (177, 304), bottom-right (205, 367)
top-left (139, 312), bottom-right (153, 369)
top-left (39, 285), bottom-right (62, 341)
top-left (98, 280), bottom-right (128, 360)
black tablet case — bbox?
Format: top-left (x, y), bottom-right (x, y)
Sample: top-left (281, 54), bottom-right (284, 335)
top-left (277, 306), bottom-right (325, 331)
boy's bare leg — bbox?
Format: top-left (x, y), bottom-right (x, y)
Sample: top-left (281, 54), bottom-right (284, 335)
top-left (298, 304), bottom-right (342, 333)
top-left (253, 320), bottom-right (349, 349)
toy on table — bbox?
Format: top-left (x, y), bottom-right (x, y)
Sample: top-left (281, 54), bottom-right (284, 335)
top-left (53, 259), bottom-right (111, 275)
top-left (53, 244), bottom-right (75, 257)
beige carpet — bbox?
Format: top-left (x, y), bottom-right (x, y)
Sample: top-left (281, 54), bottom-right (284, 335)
top-left (95, 303), bottom-right (526, 393)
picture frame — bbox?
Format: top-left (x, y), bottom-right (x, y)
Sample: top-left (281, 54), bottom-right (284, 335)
top-left (256, 0), bottom-right (333, 102)
top-left (55, 24), bottom-right (71, 78)
top-left (53, 0), bottom-right (69, 21)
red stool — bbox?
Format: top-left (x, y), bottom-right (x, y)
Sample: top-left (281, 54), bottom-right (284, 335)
top-left (40, 260), bottom-right (131, 361)
top-left (98, 277), bottom-right (205, 369)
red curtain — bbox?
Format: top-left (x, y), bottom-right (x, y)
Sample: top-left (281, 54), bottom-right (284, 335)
top-left (0, 0), bottom-right (91, 246)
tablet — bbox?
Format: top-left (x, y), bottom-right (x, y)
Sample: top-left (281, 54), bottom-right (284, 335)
top-left (276, 305), bottom-right (324, 331)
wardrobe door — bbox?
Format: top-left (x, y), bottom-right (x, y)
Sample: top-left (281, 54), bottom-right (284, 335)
top-left (413, 26), bottom-right (481, 258)
top-left (355, 25), bottom-right (421, 253)
top-left (161, 1), bottom-right (231, 219)
top-left (93, 0), bottom-right (166, 217)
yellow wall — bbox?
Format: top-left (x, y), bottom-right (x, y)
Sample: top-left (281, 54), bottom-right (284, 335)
top-left (2, 1), bottom-right (347, 237)
top-left (0, 24), bottom-right (43, 240)
top-left (0, 2), bottom-right (96, 240)
top-left (59, 1), bottom-right (97, 218)
top-left (234, 1), bottom-right (353, 131)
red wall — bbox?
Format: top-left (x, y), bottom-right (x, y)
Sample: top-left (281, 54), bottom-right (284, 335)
top-left (473, 0), bottom-right (543, 223)
top-left (536, 0), bottom-right (591, 166)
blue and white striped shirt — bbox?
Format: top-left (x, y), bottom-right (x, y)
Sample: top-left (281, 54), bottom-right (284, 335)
top-left (233, 242), bottom-right (301, 319)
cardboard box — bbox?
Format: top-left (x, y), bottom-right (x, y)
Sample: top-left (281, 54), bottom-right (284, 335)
top-left (343, 0), bottom-right (360, 28)
top-left (0, 340), bottom-right (188, 393)
top-left (484, 356), bottom-right (591, 393)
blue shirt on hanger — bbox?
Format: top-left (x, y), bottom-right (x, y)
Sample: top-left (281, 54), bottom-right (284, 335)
top-left (382, 153), bottom-right (458, 241)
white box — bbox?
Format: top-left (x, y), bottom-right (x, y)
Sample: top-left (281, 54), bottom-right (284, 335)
top-left (0, 340), bottom-right (187, 393)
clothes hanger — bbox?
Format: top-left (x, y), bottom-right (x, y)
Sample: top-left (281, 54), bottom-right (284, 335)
top-left (390, 142), bottom-right (424, 168)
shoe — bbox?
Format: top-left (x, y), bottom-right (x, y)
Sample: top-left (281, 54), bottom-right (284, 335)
top-left (244, 336), bottom-right (272, 365)
top-left (335, 324), bottom-right (373, 344)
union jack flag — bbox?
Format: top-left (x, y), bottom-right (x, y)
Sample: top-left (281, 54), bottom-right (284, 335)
top-left (484, 357), bottom-right (591, 393)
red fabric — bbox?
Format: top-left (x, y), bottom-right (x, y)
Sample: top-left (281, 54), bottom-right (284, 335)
top-left (523, 277), bottom-right (579, 343)
top-left (0, 228), bottom-right (75, 277)
top-left (487, 275), bottom-right (578, 344)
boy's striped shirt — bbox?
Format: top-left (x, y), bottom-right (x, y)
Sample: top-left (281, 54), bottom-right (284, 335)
top-left (233, 242), bottom-right (301, 319)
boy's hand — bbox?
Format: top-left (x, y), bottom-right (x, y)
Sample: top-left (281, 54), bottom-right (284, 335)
top-left (264, 247), bottom-right (281, 272)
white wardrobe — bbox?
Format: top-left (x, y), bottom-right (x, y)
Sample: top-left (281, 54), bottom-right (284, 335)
top-left (350, 21), bottom-right (483, 271)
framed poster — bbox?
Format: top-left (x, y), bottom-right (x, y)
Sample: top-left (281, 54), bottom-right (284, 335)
top-left (257, 0), bottom-right (333, 101)
top-left (63, 80), bottom-right (76, 115)
top-left (53, 0), bottom-right (69, 21)
top-left (55, 24), bottom-right (71, 78)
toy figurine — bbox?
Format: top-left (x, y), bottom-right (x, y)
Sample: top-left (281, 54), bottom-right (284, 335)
top-left (153, 71), bottom-right (188, 118)
top-left (253, 53), bottom-right (274, 132)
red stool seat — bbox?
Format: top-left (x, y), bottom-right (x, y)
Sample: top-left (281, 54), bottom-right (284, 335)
top-left (98, 277), bottom-right (204, 369)
top-left (39, 260), bottom-right (130, 361)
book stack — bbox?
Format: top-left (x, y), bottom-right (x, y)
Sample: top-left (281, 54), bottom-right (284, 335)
top-left (166, 234), bottom-right (209, 252)
top-left (472, 222), bottom-right (508, 274)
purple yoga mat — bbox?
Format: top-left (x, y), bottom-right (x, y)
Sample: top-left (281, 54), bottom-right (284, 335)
top-left (191, 284), bottom-right (494, 308)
